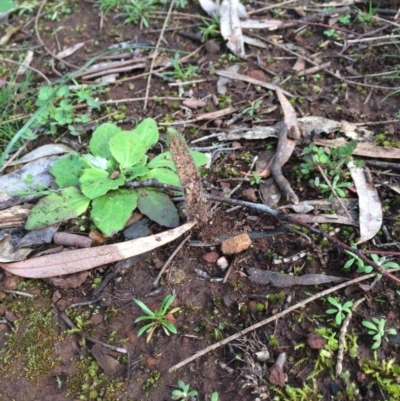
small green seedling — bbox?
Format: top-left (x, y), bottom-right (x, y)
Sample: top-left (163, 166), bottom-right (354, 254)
top-left (317, 175), bottom-right (351, 201)
top-left (23, 120), bottom-right (208, 236)
top-left (210, 392), bottom-right (219, 401)
top-left (325, 297), bottom-right (353, 325)
top-left (134, 294), bottom-right (180, 343)
top-left (34, 84), bottom-right (101, 136)
top-left (242, 99), bottom-right (262, 117)
top-left (369, 254), bottom-right (399, 279)
top-left (324, 28), bottom-right (339, 39)
top-left (343, 248), bottom-right (371, 272)
top-left (362, 318), bottom-right (397, 349)
top-left (171, 380), bottom-right (198, 400)
top-left (249, 172), bottom-right (264, 186)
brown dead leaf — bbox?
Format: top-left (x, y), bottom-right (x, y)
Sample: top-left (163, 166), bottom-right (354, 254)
top-left (0, 222), bottom-right (196, 278)
top-left (247, 268), bottom-right (347, 288)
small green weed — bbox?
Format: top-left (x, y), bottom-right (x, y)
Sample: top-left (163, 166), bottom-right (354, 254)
top-left (23, 121), bottom-right (208, 236)
top-left (171, 380), bottom-right (198, 400)
top-left (311, 175), bottom-right (351, 201)
top-left (355, 1), bottom-right (376, 23)
top-left (325, 297), bottom-right (353, 325)
top-left (362, 318), bottom-right (397, 349)
top-left (134, 294), bottom-right (180, 342)
top-left (250, 172), bottom-right (264, 186)
top-left (33, 84), bottom-right (101, 136)
top-left (199, 14), bottom-right (221, 41)
top-left (116, 0), bottom-right (156, 26)
top-left (242, 99), bottom-right (262, 117)
top-left (324, 28), bottom-right (339, 39)
top-left (361, 352), bottom-right (400, 399)
top-left (163, 53), bottom-right (198, 81)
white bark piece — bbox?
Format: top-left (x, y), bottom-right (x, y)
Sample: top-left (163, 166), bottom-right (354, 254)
top-left (56, 42), bottom-right (85, 59)
top-left (220, 0), bottom-right (245, 56)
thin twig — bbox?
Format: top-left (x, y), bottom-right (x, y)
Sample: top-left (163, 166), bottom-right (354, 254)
top-left (153, 235), bottom-right (191, 287)
top-left (60, 312), bottom-right (127, 354)
top-left (144, 0), bottom-right (175, 110)
top-left (168, 273), bottom-right (378, 373)
top-left (0, 289), bottom-right (34, 298)
top-left (336, 297), bottom-right (365, 377)
top-left (316, 165), bottom-right (353, 220)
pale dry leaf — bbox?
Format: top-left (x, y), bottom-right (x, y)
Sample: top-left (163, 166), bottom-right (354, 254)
top-left (218, 124), bottom-right (279, 141)
top-left (0, 234), bottom-right (32, 263)
top-left (0, 222), bottom-right (196, 278)
top-left (0, 204), bottom-right (33, 229)
top-left (276, 88), bottom-right (300, 139)
top-left (240, 19), bottom-right (282, 29)
top-left (298, 116), bottom-right (373, 141)
top-left (348, 161), bottom-right (382, 244)
top-left (220, 0), bottom-right (245, 56)
top-left (217, 64), bottom-right (240, 95)
top-left (56, 42), bottom-right (85, 59)
top-left (7, 144), bottom-right (72, 166)
top-left (214, 69), bottom-right (295, 97)
top-left (388, 185), bottom-right (400, 195)
top-left (288, 214), bottom-right (357, 226)
top-left (0, 157), bottom-right (58, 209)
top-left (199, 0), bottom-right (218, 17)
top-left (314, 138), bottom-right (400, 159)
top-left (242, 35), bottom-right (268, 49)
top-left (16, 50), bottom-right (34, 75)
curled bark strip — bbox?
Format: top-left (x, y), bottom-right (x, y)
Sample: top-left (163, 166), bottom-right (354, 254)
top-left (271, 123), bottom-right (299, 204)
top-left (336, 297), bottom-right (365, 377)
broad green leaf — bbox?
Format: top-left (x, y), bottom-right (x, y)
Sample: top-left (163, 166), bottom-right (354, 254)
top-left (137, 322), bottom-right (154, 338)
top-left (123, 165), bottom-right (150, 181)
top-left (140, 167), bottom-right (181, 187)
top-left (326, 309), bottom-right (337, 314)
top-left (89, 122), bottom-right (122, 158)
top-left (50, 154), bottom-right (86, 187)
top-left (362, 321), bottom-right (377, 331)
top-left (133, 118), bottom-right (158, 150)
top-left (147, 150), bottom-right (209, 171)
top-left (25, 187), bottom-right (90, 230)
top-left (162, 320), bottom-right (177, 334)
top-left (0, 0), bottom-right (16, 13)
top-left (109, 131), bottom-right (147, 169)
top-left (146, 152), bottom-right (176, 171)
top-left (136, 188), bottom-right (179, 227)
top-left (134, 299), bottom-right (155, 316)
top-left (79, 167), bottom-right (125, 199)
top-left (90, 189), bottom-right (137, 236)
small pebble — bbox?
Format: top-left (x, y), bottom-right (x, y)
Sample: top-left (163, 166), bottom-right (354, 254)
top-left (217, 256), bottom-right (229, 270)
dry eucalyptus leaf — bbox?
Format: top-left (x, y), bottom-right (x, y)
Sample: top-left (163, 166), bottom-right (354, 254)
top-left (348, 161), bottom-right (382, 244)
top-left (0, 222), bottom-right (196, 278)
top-left (6, 144), bottom-right (72, 166)
top-left (247, 268), bottom-right (347, 288)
